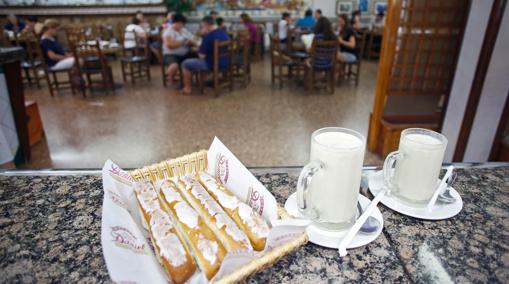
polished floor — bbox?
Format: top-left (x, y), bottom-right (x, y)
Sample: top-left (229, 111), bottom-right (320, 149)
top-left (23, 57), bottom-right (382, 169)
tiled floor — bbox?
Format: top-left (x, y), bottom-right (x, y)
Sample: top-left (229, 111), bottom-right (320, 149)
top-left (23, 57), bottom-right (382, 169)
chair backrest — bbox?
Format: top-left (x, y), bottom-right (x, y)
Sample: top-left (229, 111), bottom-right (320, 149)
top-left (269, 34), bottom-right (284, 57)
top-left (214, 40), bottom-right (232, 72)
top-left (134, 33), bottom-right (150, 57)
top-left (234, 36), bottom-right (250, 60)
top-left (66, 27), bottom-right (87, 47)
top-left (73, 40), bottom-right (108, 73)
top-left (310, 39), bottom-right (338, 70)
top-left (355, 32), bottom-right (366, 64)
top-left (16, 32), bottom-right (43, 66)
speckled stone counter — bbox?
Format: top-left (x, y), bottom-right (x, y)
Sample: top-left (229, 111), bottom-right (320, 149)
top-left (0, 166), bottom-right (507, 283)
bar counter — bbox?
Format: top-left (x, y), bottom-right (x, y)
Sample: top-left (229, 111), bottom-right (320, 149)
top-left (0, 164), bottom-right (507, 283)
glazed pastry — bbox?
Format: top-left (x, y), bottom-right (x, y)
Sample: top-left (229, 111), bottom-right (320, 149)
top-left (197, 172), bottom-right (270, 251)
top-left (159, 180), bottom-right (226, 280)
top-left (178, 175), bottom-right (253, 252)
top-left (133, 182), bottom-right (196, 284)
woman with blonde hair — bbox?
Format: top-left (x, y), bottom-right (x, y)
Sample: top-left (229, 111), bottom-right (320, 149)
top-left (40, 19), bottom-right (75, 71)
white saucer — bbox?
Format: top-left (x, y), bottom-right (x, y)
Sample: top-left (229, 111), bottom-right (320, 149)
top-left (284, 193), bottom-right (384, 249)
top-left (368, 170), bottom-right (463, 220)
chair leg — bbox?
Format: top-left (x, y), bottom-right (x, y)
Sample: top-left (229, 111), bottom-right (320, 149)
top-left (179, 67), bottom-right (184, 88)
top-left (52, 72), bottom-right (59, 90)
top-left (46, 72), bottom-right (54, 97)
top-left (199, 72), bottom-right (205, 94)
top-left (244, 66), bottom-right (248, 87)
top-left (355, 64), bottom-right (360, 86)
top-left (310, 69), bottom-right (314, 91)
top-left (271, 60), bottom-right (275, 86)
top-left (24, 69), bottom-right (32, 87)
top-left (34, 68), bottom-right (41, 89)
top-left (68, 71), bottom-right (76, 95)
top-left (162, 64), bottom-right (167, 87)
top-left (121, 62), bottom-right (127, 83)
top-left (329, 70), bottom-right (335, 94)
top-left (146, 62), bottom-right (151, 81)
top-left (130, 63), bottom-right (135, 84)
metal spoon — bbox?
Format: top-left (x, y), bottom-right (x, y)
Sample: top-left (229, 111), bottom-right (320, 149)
top-left (438, 172), bottom-right (458, 204)
top-left (357, 201), bottom-right (380, 234)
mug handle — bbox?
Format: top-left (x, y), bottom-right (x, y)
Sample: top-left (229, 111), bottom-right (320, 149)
top-left (383, 151), bottom-right (404, 194)
top-left (297, 160), bottom-right (324, 220)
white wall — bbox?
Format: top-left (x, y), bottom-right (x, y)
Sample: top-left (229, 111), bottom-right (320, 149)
top-left (312, 0), bottom-right (337, 18)
top-left (464, 4), bottom-right (509, 162)
top-left (441, 0), bottom-right (494, 162)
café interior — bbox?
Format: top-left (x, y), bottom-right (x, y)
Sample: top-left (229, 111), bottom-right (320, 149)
top-left (0, 0), bottom-right (508, 283)
top-left (1, 0), bottom-right (507, 169)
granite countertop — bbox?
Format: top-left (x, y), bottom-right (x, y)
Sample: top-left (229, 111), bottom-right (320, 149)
top-left (0, 47), bottom-right (24, 65)
top-left (0, 166), bottom-right (508, 283)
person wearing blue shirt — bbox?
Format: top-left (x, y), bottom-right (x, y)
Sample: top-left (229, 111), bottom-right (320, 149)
top-left (181, 16), bottom-right (229, 95)
top-left (296, 9), bottom-right (316, 30)
top-left (4, 14), bottom-right (25, 34)
top-left (40, 19), bottom-right (75, 71)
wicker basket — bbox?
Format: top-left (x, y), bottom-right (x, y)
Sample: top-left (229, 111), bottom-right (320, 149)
top-left (129, 150), bottom-right (309, 284)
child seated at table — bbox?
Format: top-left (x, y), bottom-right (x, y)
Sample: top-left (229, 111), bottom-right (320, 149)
top-left (40, 19), bottom-right (75, 71)
top-left (307, 17), bottom-right (337, 70)
top-left (180, 16), bottom-right (230, 95)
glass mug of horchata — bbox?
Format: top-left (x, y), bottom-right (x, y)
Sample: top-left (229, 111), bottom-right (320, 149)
top-left (297, 127), bottom-right (365, 231)
top-left (383, 128), bottom-right (448, 205)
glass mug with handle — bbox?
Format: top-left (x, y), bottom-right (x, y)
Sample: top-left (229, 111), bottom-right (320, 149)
top-left (297, 127), bottom-right (366, 231)
top-left (383, 128), bottom-right (448, 205)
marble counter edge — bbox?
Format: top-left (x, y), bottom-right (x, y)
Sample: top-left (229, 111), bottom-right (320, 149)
top-left (1, 162), bottom-right (508, 176)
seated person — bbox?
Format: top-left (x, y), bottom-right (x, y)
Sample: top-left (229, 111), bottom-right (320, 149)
top-left (162, 14), bottom-right (197, 86)
top-left (240, 13), bottom-right (259, 55)
top-left (40, 19), bottom-right (75, 71)
top-left (209, 10), bottom-right (218, 23)
top-left (308, 17), bottom-right (337, 70)
top-left (124, 17), bottom-right (147, 49)
top-left (216, 17), bottom-right (226, 30)
top-left (372, 11), bottom-right (385, 29)
top-left (135, 10), bottom-right (151, 33)
top-left (296, 9), bottom-right (316, 30)
top-left (278, 12), bottom-right (291, 43)
top-left (337, 15), bottom-right (357, 64)
top-left (181, 16), bottom-right (230, 95)
top-left (24, 15), bottom-right (43, 36)
top-left (4, 14), bottom-right (25, 34)
top-left (351, 10), bottom-right (362, 30)
top-left (314, 9), bottom-right (322, 20)
top-left (161, 11), bottom-right (173, 30)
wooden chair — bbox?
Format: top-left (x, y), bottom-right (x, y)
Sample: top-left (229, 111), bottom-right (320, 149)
top-left (73, 40), bottom-right (114, 95)
top-left (367, 27), bottom-right (383, 60)
top-left (192, 40), bottom-right (233, 96)
top-left (343, 32), bottom-right (366, 86)
top-left (40, 51), bottom-right (79, 97)
top-left (120, 32), bottom-right (151, 84)
top-left (212, 40), bottom-right (234, 96)
top-left (15, 32), bottom-right (45, 89)
top-left (253, 24), bottom-right (264, 61)
top-left (304, 40), bottom-right (338, 94)
top-left (269, 35), bottom-right (294, 88)
top-left (66, 27), bottom-right (87, 47)
top-left (232, 37), bottom-right (251, 87)
top-left (287, 28), bottom-right (311, 53)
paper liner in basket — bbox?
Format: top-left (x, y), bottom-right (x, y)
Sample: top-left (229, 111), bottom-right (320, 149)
top-left (101, 137), bottom-right (308, 283)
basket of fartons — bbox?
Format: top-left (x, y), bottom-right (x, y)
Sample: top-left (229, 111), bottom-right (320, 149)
top-left (101, 137), bottom-right (309, 284)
